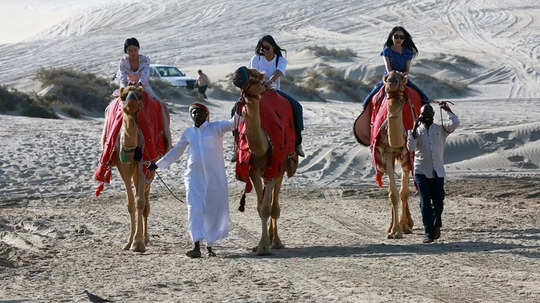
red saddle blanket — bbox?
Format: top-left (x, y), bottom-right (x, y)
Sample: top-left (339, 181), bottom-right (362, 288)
top-left (235, 90), bottom-right (296, 193)
top-left (353, 85), bottom-right (422, 186)
top-left (94, 91), bottom-right (168, 196)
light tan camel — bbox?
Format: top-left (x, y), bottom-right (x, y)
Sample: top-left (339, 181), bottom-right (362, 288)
top-left (102, 86), bottom-right (171, 253)
top-left (241, 68), bottom-right (298, 255)
top-left (375, 71), bottom-right (414, 239)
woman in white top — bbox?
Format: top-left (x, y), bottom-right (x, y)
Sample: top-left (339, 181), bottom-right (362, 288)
top-left (118, 37), bottom-right (156, 98)
top-left (249, 35), bottom-right (305, 157)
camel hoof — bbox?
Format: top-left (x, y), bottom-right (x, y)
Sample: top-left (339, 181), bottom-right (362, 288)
top-left (256, 247), bottom-right (271, 256)
top-left (272, 241), bottom-right (284, 249)
top-left (387, 233), bottom-right (403, 239)
top-left (402, 227), bottom-right (412, 234)
top-left (123, 242), bottom-right (132, 250)
top-left (131, 241), bottom-right (146, 253)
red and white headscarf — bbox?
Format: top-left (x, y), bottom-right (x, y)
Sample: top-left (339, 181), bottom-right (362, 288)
top-left (189, 102), bottom-right (210, 121)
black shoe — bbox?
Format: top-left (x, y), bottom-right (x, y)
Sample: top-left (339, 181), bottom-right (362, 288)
top-left (423, 237), bottom-right (434, 244)
top-left (186, 249), bottom-right (201, 258)
top-left (433, 227), bottom-right (441, 240)
top-left (296, 144), bottom-right (305, 157)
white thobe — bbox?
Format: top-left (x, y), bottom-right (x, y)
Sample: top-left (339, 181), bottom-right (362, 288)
top-left (156, 119), bottom-right (234, 244)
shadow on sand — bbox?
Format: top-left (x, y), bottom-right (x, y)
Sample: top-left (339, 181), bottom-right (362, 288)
top-left (225, 240), bottom-right (539, 259)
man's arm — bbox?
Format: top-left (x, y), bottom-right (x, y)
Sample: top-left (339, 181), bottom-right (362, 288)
top-left (441, 104), bottom-right (460, 134)
top-left (155, 132), bottom-right (188, 170)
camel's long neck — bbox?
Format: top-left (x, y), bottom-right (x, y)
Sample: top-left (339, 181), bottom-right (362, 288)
top-left (121, 113), bottom-right (138, 150)
top-left (244, 95), bottom-right (269, 157)
top-left (386, 92), bottom-right (405, 148)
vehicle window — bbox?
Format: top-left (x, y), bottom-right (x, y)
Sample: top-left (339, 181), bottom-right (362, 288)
top-left (150, 69), bottom-right (158, 77)
top-left (154, 66), bottom-right (185, 77)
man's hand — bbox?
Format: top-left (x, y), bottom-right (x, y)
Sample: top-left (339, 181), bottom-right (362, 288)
top-left (263, 81), bottom-right (272, 90)
top-left (440, 102), bottom-right (453, 113)
top-left (412, 119), bottom-right (420, 139)
top-left (148, 161), bottom-right (158, 171)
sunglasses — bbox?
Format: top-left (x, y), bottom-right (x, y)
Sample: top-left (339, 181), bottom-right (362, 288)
top-left (261, 45), bottom-right (271, 51)
top-left (393, 34), bottom-right (405, 40)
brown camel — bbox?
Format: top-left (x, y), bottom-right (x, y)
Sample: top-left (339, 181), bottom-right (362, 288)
top-left (240, 68), bottom-right (298, 255)
top-left (375, 71), bottom-right (414, 239)
top-left (102, 86), bottom-right (170, 252)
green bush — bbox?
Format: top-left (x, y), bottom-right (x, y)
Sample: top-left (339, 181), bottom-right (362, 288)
top-left (35, 68), bottom-right (117, 113)
top-left (0, 85), bottom-right (58, 119)
top-left (59, 104), bottom-right (82, 118)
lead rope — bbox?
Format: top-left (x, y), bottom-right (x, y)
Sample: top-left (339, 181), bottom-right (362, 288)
top-left (154, 169), bottom-right (185, 203)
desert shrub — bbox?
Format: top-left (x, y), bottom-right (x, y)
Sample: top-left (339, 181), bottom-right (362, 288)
top-left (305, 46), bottom-right (357, 59)
top-left (59, 104), bottom-right (82, 118)
top-left (35, 68), bottom-right (117, 113)
top-left (19, 102), bottom-right (58, 119)
top-left (0, 85), bottom-right (58, 119)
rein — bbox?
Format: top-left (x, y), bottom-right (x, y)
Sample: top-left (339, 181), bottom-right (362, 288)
top-left (431, 100), bottom-right (455, 133)
top-left (144, 161), bottom-right (185, 204)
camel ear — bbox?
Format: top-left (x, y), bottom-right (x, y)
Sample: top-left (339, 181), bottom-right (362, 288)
top-left (383, 73), bottom-right (389, 83)
top-left (136, 86), bottom-right (143, 96)
top-left (402, 73), bottom-right (408, 82)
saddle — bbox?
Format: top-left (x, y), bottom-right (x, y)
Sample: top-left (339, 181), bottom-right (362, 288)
top-left (235, 90), bottom-right (297, 193)
top-left (353, 84), bottom-right (422, 186)
top-left (94, 91), bottom-right (170, 196)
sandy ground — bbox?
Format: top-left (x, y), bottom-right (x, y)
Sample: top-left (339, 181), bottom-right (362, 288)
top-left (1, 177), bottom-right (539, 302)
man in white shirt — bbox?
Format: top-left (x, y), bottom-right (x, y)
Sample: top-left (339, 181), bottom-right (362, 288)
top-left (148, 103), bottom-right (236, 258)
top-left (407, 103), bottom-right (460, 243)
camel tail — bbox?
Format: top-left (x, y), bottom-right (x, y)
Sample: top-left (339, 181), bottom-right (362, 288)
top-left (238, 191), bottom-right (246, 212)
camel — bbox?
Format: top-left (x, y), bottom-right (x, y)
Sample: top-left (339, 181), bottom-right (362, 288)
top-left (236, 68), bottom-right (298, 255)
top-left (98, 85), bottom-right (170, 252)
top-left (374, 71), bottom-right (415, 239)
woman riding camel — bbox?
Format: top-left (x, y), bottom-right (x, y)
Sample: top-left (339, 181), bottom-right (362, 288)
top-left (249, 35), bottom-right (305, 157)
top-left (362, 26), bottom-right (430, 107)
top-left (117, 37), bottom-right (157, 98)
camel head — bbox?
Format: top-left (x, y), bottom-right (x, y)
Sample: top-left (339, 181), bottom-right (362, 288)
top-left (383, 71), bottom-right (407, 96)
top-left (232, 66), bottom-right (265, 99)
top-left (120, 85), bottom-right (143, 115)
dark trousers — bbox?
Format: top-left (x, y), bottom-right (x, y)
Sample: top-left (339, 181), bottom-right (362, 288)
top-left (198, 85), bottom-right (208, 98)
top-left (362, 79), bottom-right (430, 107)
top-left (277, 90), bottom-right (304, 146)
top-left (415, 173), bottom-right (445, 239)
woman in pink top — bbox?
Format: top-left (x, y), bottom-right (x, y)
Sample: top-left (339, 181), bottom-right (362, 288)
top-left (118, 37), bottom-right (156, 98)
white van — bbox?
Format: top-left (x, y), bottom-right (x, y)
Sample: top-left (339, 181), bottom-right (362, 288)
top-left (149, 64), bottom-right (197, 89)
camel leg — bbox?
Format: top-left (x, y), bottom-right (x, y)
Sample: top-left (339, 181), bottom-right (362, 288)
top-left (130, 163), bottom-right (147, 252)
top-left (399, 164), bottom-right (413, 234)
top-left (386, 153), bottom-right (402, 239)
top-left (143, 182), bottom-right (151, 245)
top-left (269, 174), bottom-right (285, 249)
top-left (118, 162), bottom-right (136, 250)
top-left (256, 178), bottom-right (277, 255)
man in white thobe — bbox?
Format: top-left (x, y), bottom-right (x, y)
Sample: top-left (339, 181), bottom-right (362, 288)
top-left (149, 102), bottom-right (235, 258)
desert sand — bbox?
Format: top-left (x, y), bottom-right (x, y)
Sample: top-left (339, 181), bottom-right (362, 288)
top-left (1, 0), bottom-right (539, 302)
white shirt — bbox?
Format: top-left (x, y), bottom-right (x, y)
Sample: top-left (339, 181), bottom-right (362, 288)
top-left (156, 119), bottom-right (235, 244)
top-left (249, 54), bottom-right (287, 90)
top-left (117, 54), bottom-right (156, 98)
top-left (407, 111), bottom-right (460, 178)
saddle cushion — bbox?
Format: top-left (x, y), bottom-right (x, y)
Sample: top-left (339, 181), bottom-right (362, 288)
top-left (363, 85), bottom-right (422, 186)
top-left (94, 92), bottom-right (168, 196)
top-left (235, 90), bottom-right (296, 193)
